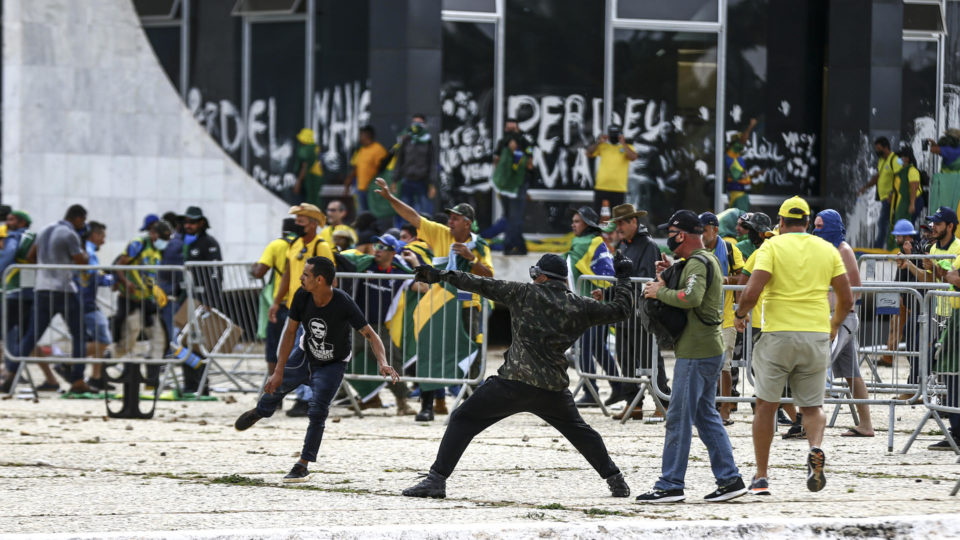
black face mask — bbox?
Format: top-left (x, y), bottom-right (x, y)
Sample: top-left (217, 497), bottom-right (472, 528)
top-left (289, 224), bottom-right (306, 237)
top-left (876, 150), bottom-right (885, 158)
top-left (666, 232), bottom-right (683, 253)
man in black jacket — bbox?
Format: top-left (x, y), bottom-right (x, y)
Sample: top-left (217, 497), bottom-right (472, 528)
top-left (604, 204), bottom-right (670, 419)
top-left (394, 113), bottom-right (437, 218)
top-left (181, 206), bottom-right (222, 394)
top-left (401, 253), bottom-right (635, 499)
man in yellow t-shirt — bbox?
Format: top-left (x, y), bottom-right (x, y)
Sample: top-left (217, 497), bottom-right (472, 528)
top-left (586, 125), bottom-right (637, 210)
top-left (267, 203), bottom-right (336, 417)
top-left (373, 177), bottom-right (494, 418)
top-left (344, 125), bottom-right (388, 212)
top-left (734, 196), bottom-right (853, 496)
top-left (858, 137), bottom-right (902, 249)
top-left (251, 218), bottom-right (298, 375)
top-left (320, 200), bottom-right (357, 247)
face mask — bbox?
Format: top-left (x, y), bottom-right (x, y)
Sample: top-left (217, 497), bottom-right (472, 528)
top-left (876, 150), bottom-right (885, 158)
top-left (731, 142), bottom-right (744, 154)
top-left (154, 238), bottom-right (169, 251)
top-left (288, 224), bottom-right (306, 237)
top-left (184, 233), bottom-right (197, 245)
top-left (667, 233), bottom-right (683, 253)
top-left (411, 122), bottom-right (425, 133)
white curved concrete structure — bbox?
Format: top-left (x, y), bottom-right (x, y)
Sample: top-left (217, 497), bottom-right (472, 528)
top-left (2, 0), bottom-right (289, 260)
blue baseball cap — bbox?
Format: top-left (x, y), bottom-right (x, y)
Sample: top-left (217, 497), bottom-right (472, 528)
top-left (928, 206), bottom-right (959, 225)
top-left (891, 219), bottom-right (917, 236)
top-left (372, 234), bottom-right (403, 251)
top-left (140, 214), bottom-right (159, 231)
top-left (698, 212), bottom-right (719, 228)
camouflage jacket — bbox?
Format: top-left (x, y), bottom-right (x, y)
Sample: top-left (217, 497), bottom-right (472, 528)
top-left (442, 271), bottom-right (634, 391)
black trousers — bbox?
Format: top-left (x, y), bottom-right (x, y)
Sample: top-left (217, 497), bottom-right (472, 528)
top-left (430, 376), bottom-right (620, 479)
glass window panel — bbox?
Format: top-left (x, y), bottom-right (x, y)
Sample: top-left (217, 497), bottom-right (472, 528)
top-left (249, 22), bottom-right (305, 200)
top-left (505, 0), bottom-right (605, 234)
top-left (617, 0), bottom-right (718, 22)
top-left (901, 40), bottom-right (938, 170)
top-left (439, 21), bottom-right (496, 229)
top-left (442, 0), bottom-right (497, 13)
top-left (144, 26), bottom-right (181, 93)
top-left (725, 0), bottom-right (827, 204)
top-left (903, 3), bottom-right (944, 33)
top-left (134, 0), bottom-right (179, 19)
top-left (614, 29), bottom-right (717, 228)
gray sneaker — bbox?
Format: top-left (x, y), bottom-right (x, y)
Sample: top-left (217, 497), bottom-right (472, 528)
top-left (806, 447), bottom-right (826, 492)
top-left (749, 476), bottom-right (771, 496)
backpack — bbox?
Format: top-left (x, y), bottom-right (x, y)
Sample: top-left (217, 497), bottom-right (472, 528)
top-left (638, 253), bottom-right (719, 351)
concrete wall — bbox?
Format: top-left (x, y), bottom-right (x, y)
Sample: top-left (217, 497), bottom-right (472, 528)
top-left (2, 0), bottom-right (289, 261)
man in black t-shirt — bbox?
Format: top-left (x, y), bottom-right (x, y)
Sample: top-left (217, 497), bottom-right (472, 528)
top-left (234, 257), bottom-right (400, 483)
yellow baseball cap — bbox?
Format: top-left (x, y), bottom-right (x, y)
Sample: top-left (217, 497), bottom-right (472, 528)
top-left (778, 196), bottom-right (810, 218)
top-left (296, 128), bottom-right (316, 145)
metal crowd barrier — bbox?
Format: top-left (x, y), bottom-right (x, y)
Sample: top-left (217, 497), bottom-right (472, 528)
top-left (1, 263), bottom-right (194, 418)
top-left (336, 271), bottom-right (488, 416)
top-left (859, 253), bottom-right (956, 283)
top-left (1, 262), bottom-right (488, 419)
top-left (574, 274), bottom-right (939, 451)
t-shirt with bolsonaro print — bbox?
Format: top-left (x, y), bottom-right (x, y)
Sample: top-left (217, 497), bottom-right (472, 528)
top-left (289, 288), bottom-right (368, 364)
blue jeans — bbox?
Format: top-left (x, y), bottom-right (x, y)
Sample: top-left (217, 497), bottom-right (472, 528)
top-left (655, 354), bottom-right (740, 490)
top-left (579, 325), bottom-right (623, 394)
top-left (356, 189), bottom-right (369, 213)
top-left (13, 290), bottom-right (85, 382)
top-left (503, 189), bottom-right (526, 252)
top-left (874, 199), bottom-right (891, 249)
top-left (256, 355), bottom-right (347, 462)
top-left (397, 179), bottom-right (432, 227)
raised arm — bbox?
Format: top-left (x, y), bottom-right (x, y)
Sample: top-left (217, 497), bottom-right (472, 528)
top-left (373, 177), bottom-right (421, 228)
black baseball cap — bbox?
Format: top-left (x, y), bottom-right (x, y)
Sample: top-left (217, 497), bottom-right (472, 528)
top-left (929, 206), bottom-right (959, 225)
top-left (658, 210), bottom-right (704, 234)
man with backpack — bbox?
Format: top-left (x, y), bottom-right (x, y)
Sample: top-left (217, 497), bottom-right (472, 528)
top-left (635, 210), bottom-right (746, 504)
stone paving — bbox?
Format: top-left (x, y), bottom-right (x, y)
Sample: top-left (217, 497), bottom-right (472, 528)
top-left (1, 349), bottom-right (959, 538)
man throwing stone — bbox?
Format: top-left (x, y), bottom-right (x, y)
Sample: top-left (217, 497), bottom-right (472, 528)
top-left (635, 210), bottom-right (746, 503)
top-left (401, 253), bottom-right (635, 499)
top-left (735, 196), bottom-right (853, 494)
top-left (234, 257), bottom-right (399, 483)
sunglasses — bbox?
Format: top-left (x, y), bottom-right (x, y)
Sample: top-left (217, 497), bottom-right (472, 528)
top-left (296, 247), bottom-right (308, 261)
top-left (374, 243), bottom-right (393, 252)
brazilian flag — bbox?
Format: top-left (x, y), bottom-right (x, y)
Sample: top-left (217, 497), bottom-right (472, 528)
top-left (412, 282), bottom-right (479, 391)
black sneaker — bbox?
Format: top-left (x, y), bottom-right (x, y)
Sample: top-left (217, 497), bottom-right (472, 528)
top-left (806, 447), bottom-right (826, 492)
top-left (415, 409), bottom-right (435, 422)
top-left (782, 424), bottom-right (806, 439)
top-left (704, 477), bottom-right (747, 502)
top-left (234, 409), bottom-right (263, 431)
top-left (605, 472), bottom-right (630, 497)
top-left (286, 400), bottom-right (309, 417)
top-left (401, 471), bottom-right (446, 498)
top-left (927, 438), bottom-right (960, 451)
top-left (86, 377), bottom-right (115, 391)
top-left (635, 488), bottom-right (685, 503)
top-left (603, 391), bottom-right (631, 407)
top-left (283, 463), bottom-right (310, 483)
top-left (777, 409), bottom-right (793, 426)
top-left (749, 476), bottom-right (771, 496)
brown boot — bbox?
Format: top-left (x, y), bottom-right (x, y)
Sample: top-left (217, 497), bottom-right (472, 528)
top-left (878, 356), bottom-right (893, 367)
top-left (434, 396), bottom-right (449, 415)
top-left (68, 380), bottom-right (93, 395)
top-left (612, 408), bottom-right (643, 421)
top-left (360, 394), bottom-right (383, 410)
top-left (396, 397), bottom-right (417, 416)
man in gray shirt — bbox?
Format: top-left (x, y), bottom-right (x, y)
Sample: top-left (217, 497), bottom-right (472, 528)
top-left (14, 205), bottom-right (90, 394)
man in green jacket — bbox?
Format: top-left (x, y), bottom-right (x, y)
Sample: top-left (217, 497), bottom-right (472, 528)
top-left (635, 210), bottom-right (746, 504)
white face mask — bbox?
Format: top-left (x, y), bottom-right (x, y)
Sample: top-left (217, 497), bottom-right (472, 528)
top-left (154, 239), bottom-right (169, 251)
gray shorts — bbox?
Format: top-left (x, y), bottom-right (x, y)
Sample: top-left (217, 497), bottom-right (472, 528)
top-left (830, 311), bottom-right (860, 379)
top-left (752, 331), bottom-right (830, 407)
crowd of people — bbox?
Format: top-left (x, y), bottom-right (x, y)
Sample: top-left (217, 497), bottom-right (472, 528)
top-left (0, 204), bottom-right (222, 396)
top-left (0, 118), bottom-right (958, 503)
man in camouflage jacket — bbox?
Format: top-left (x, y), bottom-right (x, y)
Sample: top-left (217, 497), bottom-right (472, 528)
top-left (401, 252), bottom-right (635, 499)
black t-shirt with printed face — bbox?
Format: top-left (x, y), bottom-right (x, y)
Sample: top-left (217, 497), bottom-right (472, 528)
top-left (290, 288), bottom-right (368, 364)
